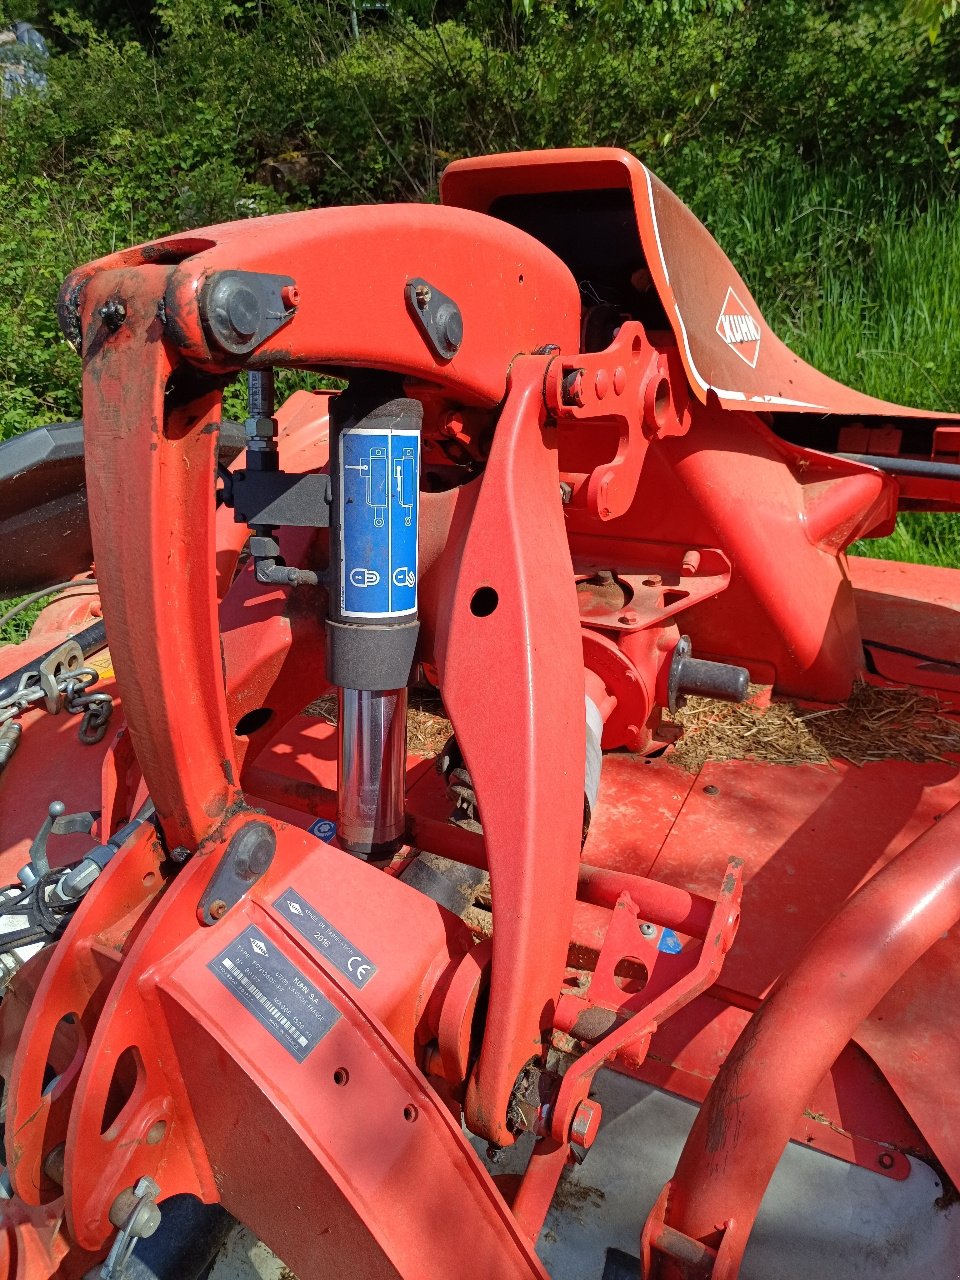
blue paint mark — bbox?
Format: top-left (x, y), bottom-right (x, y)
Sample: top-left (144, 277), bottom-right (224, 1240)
top-left (340, 427), bottom-right (419, 618)
top-left (658, 928), bottom-right (683, 954)
top-left (308, 818), bottom-right (337, 843)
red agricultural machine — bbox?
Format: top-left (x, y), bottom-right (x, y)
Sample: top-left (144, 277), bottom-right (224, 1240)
top-left (0, 147), bottom-right (959, 1279)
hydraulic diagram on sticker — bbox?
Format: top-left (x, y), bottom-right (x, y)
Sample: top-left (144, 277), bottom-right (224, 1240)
top-left (340, 427), bottom-right (420, 619)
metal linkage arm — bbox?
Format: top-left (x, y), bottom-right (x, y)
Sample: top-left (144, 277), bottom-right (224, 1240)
top-left (63, 208), bottom-right (581, 855)
top-left (434, 356), bottom-right (586, 1144)
top-left (62, 205), bottom-right (581, 405)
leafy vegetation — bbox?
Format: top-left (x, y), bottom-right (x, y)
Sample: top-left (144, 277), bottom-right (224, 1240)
top-left (0, 0), bottom-right (958, 585)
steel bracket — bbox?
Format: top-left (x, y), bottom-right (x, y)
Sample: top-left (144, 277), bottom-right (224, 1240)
top-left (228, 468), bottom-right (331, 528)
top-left (197, 270), bottom-right (298, 357)
top-left (405, 277), bottom-right (463, 361)
top-left (196, 821), bottom-right (277, 927)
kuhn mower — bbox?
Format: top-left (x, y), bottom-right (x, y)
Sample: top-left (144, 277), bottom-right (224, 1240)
top-left (0, 147), bottom-right (958, 1279)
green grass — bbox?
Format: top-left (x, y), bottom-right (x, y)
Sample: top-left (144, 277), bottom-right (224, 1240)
top-left (855, 512), bottom-right (960, 563)
top-left (0, 583), bottom-right (89, 646)
top-left (4, 166), bottom-right (960, 649)
top-left (703, 167), bottom-right (960, 570)
top-left (708, 170), bottom-right (960, 414)
top-left (0, 593), bottom-right (53, 646)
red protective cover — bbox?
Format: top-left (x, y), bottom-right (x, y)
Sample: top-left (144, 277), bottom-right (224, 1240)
top-left (443, 147), bottom-right (960, 419)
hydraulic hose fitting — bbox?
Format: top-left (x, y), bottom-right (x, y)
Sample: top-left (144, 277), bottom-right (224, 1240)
top-left (244, 368), bottom-right (278, 473)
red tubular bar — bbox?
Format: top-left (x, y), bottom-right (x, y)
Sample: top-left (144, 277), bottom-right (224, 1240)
top-left (644, 802), bottom-right (960, 1279)
top-left (576, 864), bottom-right (714, 938)
top-left (408, 812), bottom-right (717, 937)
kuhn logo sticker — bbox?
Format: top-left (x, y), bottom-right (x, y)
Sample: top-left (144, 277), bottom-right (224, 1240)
top-left (716, 287), bottom-right (761, 368)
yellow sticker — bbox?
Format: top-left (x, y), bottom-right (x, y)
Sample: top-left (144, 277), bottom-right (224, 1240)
top-left (87, 648), bottom-right (114, 680)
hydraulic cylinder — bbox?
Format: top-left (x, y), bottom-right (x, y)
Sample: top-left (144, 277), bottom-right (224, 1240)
top-left (326, 384), bottom-right (422, 859)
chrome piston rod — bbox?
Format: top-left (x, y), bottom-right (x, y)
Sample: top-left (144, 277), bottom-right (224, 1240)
top-left (337, 687), bottom-right (408, 856)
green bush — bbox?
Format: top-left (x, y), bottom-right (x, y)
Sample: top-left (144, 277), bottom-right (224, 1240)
top-left (0, 0), bottom-right (958, 565)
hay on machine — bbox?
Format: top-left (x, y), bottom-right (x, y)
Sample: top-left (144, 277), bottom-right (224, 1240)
top-left (668, 681), bottom-right (960, 772)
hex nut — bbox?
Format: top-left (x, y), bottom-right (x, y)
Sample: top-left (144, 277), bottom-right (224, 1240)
top-left (244, 415), bottom-right (277, 439)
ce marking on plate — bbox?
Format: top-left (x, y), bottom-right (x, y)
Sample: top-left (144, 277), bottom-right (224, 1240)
top-left (274, 887), bottom-right (378, 990)
top-left (348, 955), bottom-right (373, 982)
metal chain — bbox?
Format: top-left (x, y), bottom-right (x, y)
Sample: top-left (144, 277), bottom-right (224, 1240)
top-left (62, 671), bottom-right (114, 745)
top-left (0, 649), bottom-right (113, 745)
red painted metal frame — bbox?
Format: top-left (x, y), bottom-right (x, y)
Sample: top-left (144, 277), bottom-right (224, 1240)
top-left (79, 265), bottom-right (240, 850)
top-left (66, 205), bottom-right (580, 407)
top-left (15, 202), bottom-right (588, 1273)
top-left (442, 147), bottom-right (960, 420)
top-left (6, 824), bottom-right (164, 1208)
top-left (642, 798), bottom-right (960, 1278)
top-left (4, 148), bottom-right (960, 1277)
top-left (511, 861), bottom-right (742, 1243)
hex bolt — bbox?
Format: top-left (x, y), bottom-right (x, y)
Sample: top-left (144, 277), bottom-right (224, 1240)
top-left (248, 535), bottom-right (281, 559)
top-left (209, 898), bottom-right (228, 920)
top-left (98, 299), bottom-right (127, 331)
top-left (570, 1099), bottom-right (602, 1150)
top-left (562, 369), bottom-right (585, 407)
top-left (639, 921), bottom-right (657, 938)
top-left (246, 416), bottom-right (277, 440)
top-left (108, 1178), bottom-right (161, 1233)
top-left (280, 283), bottom-right (301, 309)
top-left (103, 1176), bottom-right (162, 1280)
top-left (414, 283), bottom-right (432, 309)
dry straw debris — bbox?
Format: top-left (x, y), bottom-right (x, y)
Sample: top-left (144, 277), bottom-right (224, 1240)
top-left (305, 689), bottom-right (452, 759)
top-left (307, 681), bottom-right (960, 773)
top-left (669, 681), bottom-right (960, 772)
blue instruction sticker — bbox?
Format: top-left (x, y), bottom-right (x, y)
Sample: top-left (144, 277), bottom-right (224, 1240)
top-left (308, 818), bottom-right (337, 843)
top-left (339, 427), bottom-right (419, 618)
top-left (657, 928), bottom-right (684, 954)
